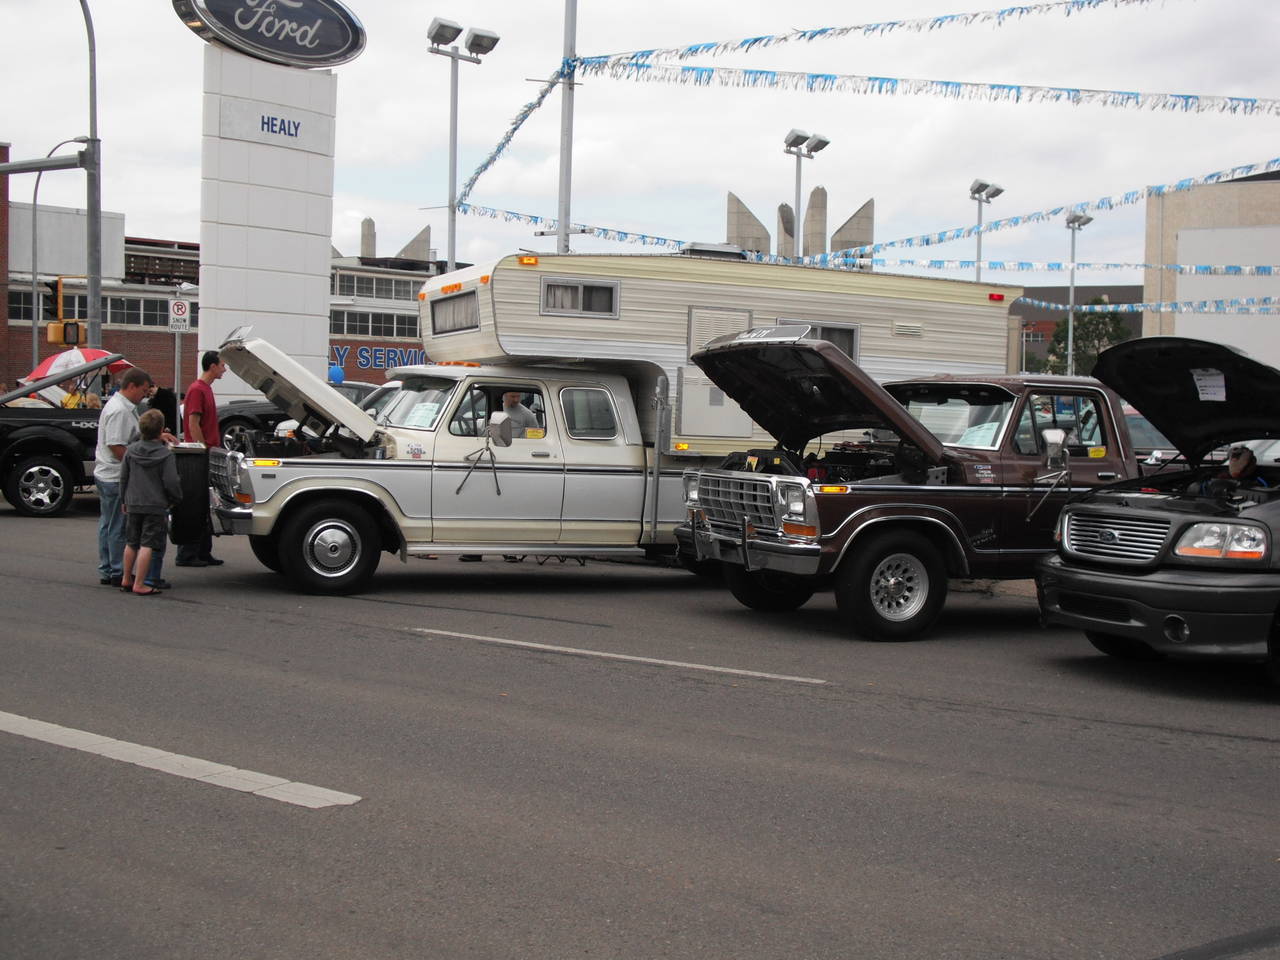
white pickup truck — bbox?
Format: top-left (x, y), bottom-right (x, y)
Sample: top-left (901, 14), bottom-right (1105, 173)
top-left (209, 331), bottom-right (711, 592)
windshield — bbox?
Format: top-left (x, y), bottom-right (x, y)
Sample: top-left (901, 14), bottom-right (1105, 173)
top-left (1124, 408), bottom-right (1174, 451)
top-left (890, 384), bottom-right (1016, 449)
top-left (381, 376), bottom-right (457, 430)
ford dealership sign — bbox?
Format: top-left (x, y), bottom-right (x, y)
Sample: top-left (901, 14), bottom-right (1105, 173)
top-left (173, 0), bottom-right (366, 68)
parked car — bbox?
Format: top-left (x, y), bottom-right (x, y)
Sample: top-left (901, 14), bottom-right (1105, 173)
top-left (1037, 337), bottom-right (1280, 681)
top-left (217, 380), bottom-right (378, 448)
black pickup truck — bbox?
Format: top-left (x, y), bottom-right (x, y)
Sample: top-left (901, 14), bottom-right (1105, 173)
top-left (0, 354), bottom-right (123, 517)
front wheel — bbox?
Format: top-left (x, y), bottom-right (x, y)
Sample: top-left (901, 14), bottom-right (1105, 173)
top-left (1086, 632), bottom-right (1164, 661)
top-left (278, 499), bottom-right (380, 593)
top-left (723, 565), bottom-right (814, 612)
top-left (835, 531), bottom-right (947, 641)
top-left (5, 455), bottom-right (74, 517)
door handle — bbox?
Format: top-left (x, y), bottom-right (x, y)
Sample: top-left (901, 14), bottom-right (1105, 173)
top-left (1097, 471), bottom-right (1117, 480)
top-left (531, 451), bottom-right (551, 458)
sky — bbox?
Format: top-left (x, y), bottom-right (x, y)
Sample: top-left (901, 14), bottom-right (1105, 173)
top-left (4, 0), bottom-right (1279, 289)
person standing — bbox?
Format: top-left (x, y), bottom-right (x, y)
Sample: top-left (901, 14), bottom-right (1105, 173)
top-left (94, 368), bottom-right (155, 585)
top-left (119, 410), bottom-right (182, 596)
top-left (176, 350), bottom-right (227, 567)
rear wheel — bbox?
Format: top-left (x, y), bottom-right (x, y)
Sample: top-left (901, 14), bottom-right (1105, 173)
top-left (1086, 631), bottom-right (1164, 661)
top-left (835, 531), bottom-right (947, 641)
top-left (249, 534), bottom-right (283, 573)
top-left (278, 499), bottom-right (380, 593)
top-left (723, 565), bottom-right (814, 612)
top-left (5, 455), bottom-right (74, 517)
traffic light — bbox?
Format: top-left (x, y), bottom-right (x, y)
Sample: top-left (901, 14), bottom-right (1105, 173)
top-left (41, 278), bottom-right (62, 323)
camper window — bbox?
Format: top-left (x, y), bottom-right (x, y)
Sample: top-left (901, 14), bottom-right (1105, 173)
top-left (431, 291), bottom-right (479, 335)
top-left (560, 387), bottom-right (618, 440)
top-left (540, 277), bottom-right (619, 319)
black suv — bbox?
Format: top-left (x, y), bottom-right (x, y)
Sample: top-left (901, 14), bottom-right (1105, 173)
top-left (1037, 337), bottom-right (1280, 682)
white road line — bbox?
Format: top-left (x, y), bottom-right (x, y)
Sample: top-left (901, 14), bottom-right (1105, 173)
top-left (412, 628), bottom-right (829, 686)
top-left (0, 711), bottom-right (361, 809)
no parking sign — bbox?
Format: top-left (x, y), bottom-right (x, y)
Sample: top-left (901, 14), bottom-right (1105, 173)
top-left (168, 299), bottom-right (191, 333)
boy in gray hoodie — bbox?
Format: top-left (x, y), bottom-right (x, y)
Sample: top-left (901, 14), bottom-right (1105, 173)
top-left (120, 409), bottom-right (182, 596)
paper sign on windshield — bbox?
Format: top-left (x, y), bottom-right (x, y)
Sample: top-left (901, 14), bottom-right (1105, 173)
top-left (1191, 368), bottom-right (1226, 401)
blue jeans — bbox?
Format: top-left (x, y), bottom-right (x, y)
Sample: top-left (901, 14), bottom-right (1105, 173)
top-left (98, 479), bottom-right (165, 583)
top-left (96, 479), bottom-right (124, 580)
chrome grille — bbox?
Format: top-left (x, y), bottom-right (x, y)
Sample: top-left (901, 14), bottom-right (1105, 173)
top-left (208, 448), bottom-right (238, 500)
top-left (1065, 513), bottom-right (1170, 563)
top-left (697, 473), bottom-right (779, 530)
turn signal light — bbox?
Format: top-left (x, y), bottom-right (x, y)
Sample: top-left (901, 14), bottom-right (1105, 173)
top-left (235, 492), bottom-right (253, 503)
top-left (248, 459), bottom-right (282, 467)
top-left (782, 522), bottom-right (817, 538)
top-left (817, 484), bottom-right (850, 494)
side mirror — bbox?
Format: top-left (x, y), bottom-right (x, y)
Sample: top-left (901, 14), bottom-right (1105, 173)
top-left (1042, 427), bottom-right (1068, 471)
top-left (486, 411), bottom-right (513, 447)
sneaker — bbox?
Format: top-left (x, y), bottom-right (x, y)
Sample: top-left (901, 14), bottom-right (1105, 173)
top-left (100, 576), bottom-right (120, 586)
top-left (201, 556), bottom-right (225, 566)
top-left (175, 559), bottom-right (208, 568)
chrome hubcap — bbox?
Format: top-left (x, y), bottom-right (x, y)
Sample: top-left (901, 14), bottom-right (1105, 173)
top-left (869, 552), bottom-right (928, 622)
top-left (303, 519), bottom-right (361, 577)
top-left (20, 465), bottom-right (64, 510)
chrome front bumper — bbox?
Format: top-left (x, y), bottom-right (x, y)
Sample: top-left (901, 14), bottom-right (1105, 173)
top-left (211, 489), bottom-right (253, 536)
top-left (677, 511), bottom-right (821, 576)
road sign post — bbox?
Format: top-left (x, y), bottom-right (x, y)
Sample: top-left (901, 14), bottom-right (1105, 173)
top-left (169, 299), bottom-right (190, 439)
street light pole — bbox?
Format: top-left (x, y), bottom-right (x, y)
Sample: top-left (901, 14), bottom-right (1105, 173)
top-left (78, 0), bottom-right (102, 349)
top-left (1065, 211), bottom-right (1093, 376)
top-left (428, 18), bottom-right (500, 274)
top-left (556, 0), bottom-right (577, 255)
top-left (783, 130), bottom-right (830, 260)
top-left (968, 179), bottom-right (1004, 283)
top-left (30, 138), bottom-right (89, 371)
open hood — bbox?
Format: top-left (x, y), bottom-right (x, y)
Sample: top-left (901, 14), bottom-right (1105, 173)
top-left (219, 329), bottom-right (379, 443)
top-left (1092, 337), bottom-right (1280, 463)
top-left (691, 327), bottom-right (945, 460)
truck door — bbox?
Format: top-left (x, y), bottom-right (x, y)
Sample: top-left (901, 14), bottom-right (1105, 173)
top-left (430, 381), bottom-right (564, 542)
top-left (557, 385), bottom-right (645, 545)
top-left (1000, 389), bottom-right (1120, 553)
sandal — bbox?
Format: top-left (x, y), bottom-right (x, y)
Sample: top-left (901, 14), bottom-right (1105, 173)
top-left (132, 587), bottom-right (163, 597)
top-left (120, 583), bottom-right (133, 592)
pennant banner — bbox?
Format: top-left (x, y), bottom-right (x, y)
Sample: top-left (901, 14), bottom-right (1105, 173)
top-left (456, 72), bottom-right (563, 206)
top-left (1016, 296), bottom-right (1280, 314)
top-left (458, 202), bottom-right (689, 248)
top-left (575, 58), bottom-right (1278, 119)
top-left (585, 0), bottom-right (1164, 66)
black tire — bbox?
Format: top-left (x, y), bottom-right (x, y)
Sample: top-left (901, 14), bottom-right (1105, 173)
top-left (723, 564), bottom-right (814, 612)
top-left (278, 498), bottom-right (380, 593)
top-left (679, 554), bottom-right (722, 579)
top-left (220, 417), bottom-right (256, 451)
top-left (249, 534), bottom-right (283, 573)
top-left (5, 455), bottom-right (74, 517)
top-left (835, 530), bottom-right (947, 641)
top-left (1085, 631), bottom-right (1164, 661)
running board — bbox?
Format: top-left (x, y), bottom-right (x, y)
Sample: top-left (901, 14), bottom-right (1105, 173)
top-left (405, 544), bottom-right (647, 558)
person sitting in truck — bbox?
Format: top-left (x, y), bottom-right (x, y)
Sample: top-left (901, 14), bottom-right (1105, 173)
top-left (501, 391), bottom-right (540, 438)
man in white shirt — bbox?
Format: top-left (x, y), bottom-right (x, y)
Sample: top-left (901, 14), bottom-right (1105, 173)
top-left (95, 368), bottom-right (154, 585)
top-left (501, 391), bottom-right (540, 439)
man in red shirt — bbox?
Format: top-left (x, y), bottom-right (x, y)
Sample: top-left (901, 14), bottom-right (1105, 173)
top-left (176, 351), bottom-right (227, 567)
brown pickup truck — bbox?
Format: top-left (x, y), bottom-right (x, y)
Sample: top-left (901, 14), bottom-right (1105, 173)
top-left (674, 326), bottom-right (1142, 640)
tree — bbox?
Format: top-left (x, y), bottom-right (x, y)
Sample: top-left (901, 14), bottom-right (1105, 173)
top-left (1041, 298), bottom-right (1129, 375)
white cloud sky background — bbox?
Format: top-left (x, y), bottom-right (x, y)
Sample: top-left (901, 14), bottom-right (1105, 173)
top-left (4, 0), bottom-right (1279, 287)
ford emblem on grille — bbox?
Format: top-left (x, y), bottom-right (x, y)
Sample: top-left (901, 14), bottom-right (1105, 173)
top-left (1099, 529), bottom-right (1120, 544)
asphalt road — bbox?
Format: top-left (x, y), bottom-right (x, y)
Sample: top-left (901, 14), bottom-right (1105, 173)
top-left (1, 496), bottom-right (1277, 960)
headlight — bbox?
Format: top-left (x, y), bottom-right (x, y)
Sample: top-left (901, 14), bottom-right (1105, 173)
top-left (682, 473), bottom-right (699, 504)
top-left (776, 481), bottom-right (806, 517)
top-left (1174, 522), bottom-right (1268, 561)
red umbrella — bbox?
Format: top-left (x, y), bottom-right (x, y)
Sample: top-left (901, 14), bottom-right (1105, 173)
top-left (22, 348), bottom-right (133, 383)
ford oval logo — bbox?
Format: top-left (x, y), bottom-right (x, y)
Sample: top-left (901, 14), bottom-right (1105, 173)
top-left (173, 0), bottom-right (366, 69)
top-left (1099, 529), bottom-right (1120, 545)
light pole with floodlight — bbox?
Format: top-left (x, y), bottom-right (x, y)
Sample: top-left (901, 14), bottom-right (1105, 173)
top-left (30, 137), bottom-right (89, 370)
top-left (783, 129), bottom-right (830, 259)
top-left (968, 178), bottom-right (1003, 282)
top-left (1065, 210), bottom-right (1093, 375)
top-left (428, 17), bottom-right (500, 274)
